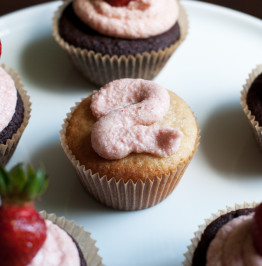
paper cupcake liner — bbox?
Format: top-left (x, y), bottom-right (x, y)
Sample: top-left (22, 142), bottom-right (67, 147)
top-left (40, 211), bottom-right (103, 266)
top-left (183, 201), bottom-right (258, 266)
top-left (0, 64), bottom-right (31, 166)
top-left (53, 0), bottom-right (189, 86)
top-left (241, 65), bottom-right (262, 150)
top-left (60, 100), bottom-right (200, 211)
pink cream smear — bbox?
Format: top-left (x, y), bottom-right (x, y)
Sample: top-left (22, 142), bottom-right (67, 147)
top-left (0, 67), bottom-right (17, 133)
top-left (90, 78), bottom-right (182, 160)
top-left (206, 213), bottom-right (262, 266)
top-left (28, 220), bottom-right (80, 266)
top-left (73, 0), bottom-right (179, 39)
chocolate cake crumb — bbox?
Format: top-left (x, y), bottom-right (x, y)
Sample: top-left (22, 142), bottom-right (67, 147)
top-left (70, 234), bottom-right (87, 266)
top-left (247, 73), bottom-right (262, 126)
top-left (0, 90), bottom-right (24, 145)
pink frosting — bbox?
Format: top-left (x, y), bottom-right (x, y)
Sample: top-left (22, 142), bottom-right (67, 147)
top-left (206, 213), bottom-right (262, 266)
top-left (0, 66), bottom-right (17, 132)
top-left (73, 0), bottom-right (179, 39)
top-left (90, 79), bottom-right (182, 160)
top-left (28, 220), bottom-right (80, 266)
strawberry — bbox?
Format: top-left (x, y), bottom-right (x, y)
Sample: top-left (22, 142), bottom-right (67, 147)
top-left (252, 203), bottom-right (262, 255)
top-left (105, 0), bottom-right (134, 7)
top-left (0, 164), bottom-right (48, 266)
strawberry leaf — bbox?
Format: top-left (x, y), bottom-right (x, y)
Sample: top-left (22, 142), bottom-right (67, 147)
top-left (23, 165), bottom-right (47, 200)
top-left (0, 164), bottom-right (48, 203)
top-left (0, 166), bottom-right (10, 196)
top-left (9, 164), bottom-right (27, 195)
top-left (35, 168), bottom-right (48, 196)
top-left (0, 174), bottom-right (7, 196)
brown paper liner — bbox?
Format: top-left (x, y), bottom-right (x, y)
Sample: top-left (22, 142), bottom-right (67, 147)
top-left (0, 64), bottom-right (31, 166)
top-left (52, 0), bottom-right (189, 86)
top-left (183, 201), bottom-right (259, 266)
top-left (241, 65), bottom-right (262, 151)
top-left (40, 211), bottom-right (103, 266)
top-left (60, 100), bottom-right (200, 211)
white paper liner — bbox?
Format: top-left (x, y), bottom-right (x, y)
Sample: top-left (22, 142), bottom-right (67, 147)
top-left (183, 201), bottom-right (259, 266)
top-left (241, 64), bottom-right (262, 150)
top-left (0, 64), bottom-right (31, 165)
top-left (60, 99), bottom-right (200, 211)
top-left (52, 0), bottom-right (189, 86)
top-left (40, 211), bottom-right (103, 266)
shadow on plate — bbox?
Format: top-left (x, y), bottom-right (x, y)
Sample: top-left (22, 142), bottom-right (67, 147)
top-left (200, 102), bottom-right (262, 177)
top-left (31, 140), bottom-right (118, 216)
top-left (19, 34), bottom-right (97, 92)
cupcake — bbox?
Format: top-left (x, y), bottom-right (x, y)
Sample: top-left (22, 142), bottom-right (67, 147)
top-left (0, 163), bottom-right (103, 266)
top-left (183, 202), bottom-right (261, 266)
top-left (61, 78), bottom-right (199, 211)
top-left (53, 0), bottom-right (188, 86)
top-left (241, 65), bottom-right (262, 150)
top-left (0, 63), bottom-right (31, 166)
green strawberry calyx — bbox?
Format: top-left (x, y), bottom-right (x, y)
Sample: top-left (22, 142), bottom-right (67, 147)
top-left (0, 163), bottom-right (48, 204)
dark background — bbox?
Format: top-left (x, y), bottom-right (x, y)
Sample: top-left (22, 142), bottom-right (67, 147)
top-left (0, 0), bottom-right (262, 19)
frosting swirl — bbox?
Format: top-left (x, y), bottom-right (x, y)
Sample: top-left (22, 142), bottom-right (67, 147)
top-left (29, 220), bottom-right (80, 266)
top-left (90, 79), bottom-right (182, 160)
top-left (73, 0), bottom-right (179, 39)
top-left (0, 67), bottom-right (17, 133)
top-left (206, 214), bottom-right (262, 266)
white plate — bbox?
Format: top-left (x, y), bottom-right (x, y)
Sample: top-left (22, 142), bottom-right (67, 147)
top-left (1, 1), bottom-right (262, 265)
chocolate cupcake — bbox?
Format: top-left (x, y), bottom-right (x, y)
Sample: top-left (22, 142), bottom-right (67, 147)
top-left (0, 64), bottom-right (31, 165)
top-left (241, 64), bottom-right (262, 150)
top-left (60, 78), bottom-right (199, 211)
top-left (183, 202), bottom-right (259, 266)
top-left (0, 163), bottom-right (103, 266)
top-left (53, 0), bottom-right (188, 86)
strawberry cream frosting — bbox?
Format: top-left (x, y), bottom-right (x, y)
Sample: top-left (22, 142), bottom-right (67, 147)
top-left (73, 0), bottom-right (179, 39)
top-left (0, 67), bottom-right (17, 132)
top-left (90, 79), bottom-right (182, 160)
top-left (206, 214), bottom-right (262, 266)
top-left (29, 220), bottom-right (80, 266)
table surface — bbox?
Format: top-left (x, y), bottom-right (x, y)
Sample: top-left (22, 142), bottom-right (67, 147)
top-left (0, 0), bottom-right (262, 19)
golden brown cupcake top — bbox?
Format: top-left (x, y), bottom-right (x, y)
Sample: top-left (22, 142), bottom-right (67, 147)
top-left (65, 90), bottom-right (198, 183)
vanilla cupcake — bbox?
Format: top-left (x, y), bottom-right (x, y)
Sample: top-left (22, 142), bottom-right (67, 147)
top-left (241, 65), bottom-right (262, 150)
top-left (53, 0), bottom-right (188, 86)
top-left (183, 202), bottom-right (260, 266)
top-left (0, 64), bottom-right (31, 165)
top-left (61, 78), bottom-right (199, 211)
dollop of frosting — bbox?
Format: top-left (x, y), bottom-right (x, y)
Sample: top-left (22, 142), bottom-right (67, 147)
top-left (73, 0), bottom-right (179, 39)
top-left (0, 67), bottom-right (17, 132)
top-left (28, 220), bottom-right (80, 266)
top-left (90, 78), bottom-right (182, 160)
top-left (206, 213), bottom-right (262, 266)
